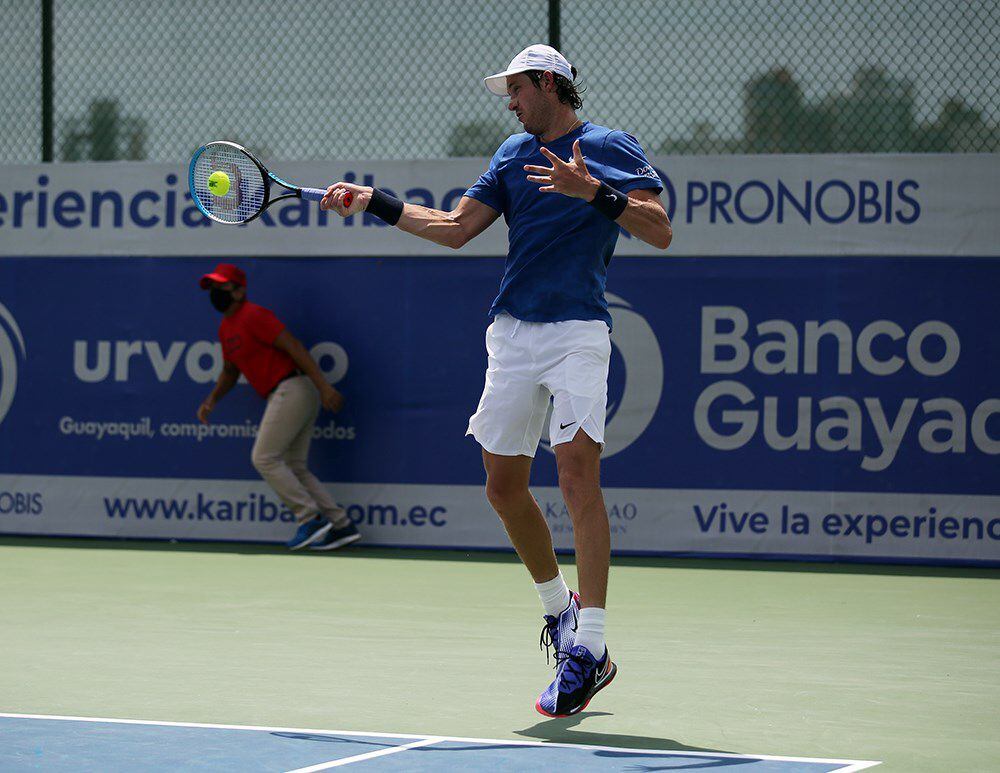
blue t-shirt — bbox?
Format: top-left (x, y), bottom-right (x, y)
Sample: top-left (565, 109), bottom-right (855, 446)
top-left (465, 121), bottom-right (662, 327)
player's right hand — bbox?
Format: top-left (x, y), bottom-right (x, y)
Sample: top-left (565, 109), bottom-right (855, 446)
top-left (197, 400), bottom-right (215, 424)
top-left (321, 183), bottom-right (369, 217)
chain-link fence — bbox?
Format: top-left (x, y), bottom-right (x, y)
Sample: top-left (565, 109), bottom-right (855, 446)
top-left (2, 0), bottom-right (997, 163)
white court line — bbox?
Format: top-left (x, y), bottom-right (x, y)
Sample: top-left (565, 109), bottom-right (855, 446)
top-left (0, 712), bottom-right (881, 771)
top-left (827, 765), bottom-right (881, 773)
top-left (283, 737), bottom-right (443, 772)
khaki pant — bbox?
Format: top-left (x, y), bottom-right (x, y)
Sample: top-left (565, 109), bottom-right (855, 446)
top-left (251, 375), bottom-right (345, 525)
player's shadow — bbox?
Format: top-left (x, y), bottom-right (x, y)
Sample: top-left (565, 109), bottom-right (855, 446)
top-left (515, 711), bottom-right (733, 756)
top-left (270, 731), bottom-right (397, 748)
top-left (272, 728), bottom-right (748, 770)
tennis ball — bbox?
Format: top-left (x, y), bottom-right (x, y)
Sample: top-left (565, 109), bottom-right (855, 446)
top-left (208, 170), bottom-right (231, 197)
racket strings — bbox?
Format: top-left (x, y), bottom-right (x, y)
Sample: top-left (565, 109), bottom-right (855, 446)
top-left (191, 144), bottom-right (266, 224)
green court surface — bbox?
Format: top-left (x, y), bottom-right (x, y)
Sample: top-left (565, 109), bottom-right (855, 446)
top-left (0, 537), bottom-right (997, 771)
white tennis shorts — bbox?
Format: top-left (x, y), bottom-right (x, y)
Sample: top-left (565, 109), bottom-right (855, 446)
top-left (466, 313), bottom-right (611, 457)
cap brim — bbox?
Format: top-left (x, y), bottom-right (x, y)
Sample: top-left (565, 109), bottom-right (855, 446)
top-left (199, 272), bottom-right (229, 289)
top-left (484, 66), bottom-right (532, 96)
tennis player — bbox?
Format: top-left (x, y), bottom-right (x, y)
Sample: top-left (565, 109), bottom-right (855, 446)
top-left (197, 263), bottom-right (361, 552)
top-left (321, 45), bottom-right (671, 716)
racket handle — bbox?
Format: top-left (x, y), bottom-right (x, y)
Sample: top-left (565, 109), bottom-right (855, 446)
top-left (302, 187), bottom-right (354, 208)
top-left (300, 187), bottom-right (328, 201)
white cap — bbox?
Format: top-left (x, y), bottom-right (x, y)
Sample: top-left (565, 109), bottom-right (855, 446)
top-left (484, 44), bottom-right (576, 96)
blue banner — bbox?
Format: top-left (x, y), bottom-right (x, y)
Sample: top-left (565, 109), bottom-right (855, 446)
top-left (1, 255), bottom-right (998, 563)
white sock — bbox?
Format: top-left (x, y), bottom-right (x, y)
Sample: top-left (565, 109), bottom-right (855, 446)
top-left (534, 572), bottom-right (571, 617)
top-left (574, 607), bottom-right (606, 658)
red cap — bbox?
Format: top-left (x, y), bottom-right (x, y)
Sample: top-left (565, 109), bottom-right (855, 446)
top-left (199, 263), bottom-right (247, 289)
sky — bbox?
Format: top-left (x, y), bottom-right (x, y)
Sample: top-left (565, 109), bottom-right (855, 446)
top-left (2, 0), bottom-right (998, 163)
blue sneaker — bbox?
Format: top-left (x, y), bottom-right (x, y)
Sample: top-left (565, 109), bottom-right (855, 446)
top-left (310, 520), bottom-right (362, 551)
top-left (535, 645), bottom-right (617, 718)
top-left (539, 591), bottom-right (581, 665)
top-left (287, 515), bottom-right (332, 550)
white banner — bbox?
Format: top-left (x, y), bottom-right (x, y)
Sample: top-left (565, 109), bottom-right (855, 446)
top-left (1, 154), bottom-right (998, 257)
top-left (2, 475), bottom-right (997, 564)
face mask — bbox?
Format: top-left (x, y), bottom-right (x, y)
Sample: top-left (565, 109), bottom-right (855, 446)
top-left (210, 287), bottom-right (234, 312)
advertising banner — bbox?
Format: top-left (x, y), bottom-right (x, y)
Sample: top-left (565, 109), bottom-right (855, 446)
top-left (1, 154), bottom-right (998, 257)
top-left (1, 256), bottom-right (997, 564)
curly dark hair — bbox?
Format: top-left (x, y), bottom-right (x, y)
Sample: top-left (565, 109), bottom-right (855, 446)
top-left (525, 69), bottom-right (584, 110)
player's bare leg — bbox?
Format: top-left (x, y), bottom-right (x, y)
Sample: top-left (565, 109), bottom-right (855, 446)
top-left (553, 429), bottom-right (608, 609)
top-left (482, 450), bottom-right (559, 583)
top-left (537, 428), bottom-right (616, 718)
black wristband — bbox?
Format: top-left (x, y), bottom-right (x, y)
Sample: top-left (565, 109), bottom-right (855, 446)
top-left (588, 181), bottom-right (629, 220)
top-left (365, 188), bottom-right (404, 226)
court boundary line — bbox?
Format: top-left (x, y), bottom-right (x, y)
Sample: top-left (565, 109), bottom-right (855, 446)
top-left (284, 737), bottom-right (444, 772)
top-left (0, 712), bottom-right (880, 770)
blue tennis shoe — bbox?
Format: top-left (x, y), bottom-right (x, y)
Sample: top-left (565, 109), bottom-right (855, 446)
top-left (310, 520), bottom-right (362, 551)
top-left (535, 644), bottom-right (617, 718)
top-left (539, 591), bottom-right (580, 664)
top-left (287, 515), bottom-right (332, 550)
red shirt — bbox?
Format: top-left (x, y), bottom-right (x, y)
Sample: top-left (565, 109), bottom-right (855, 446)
top-left (218, 301), bottom-right (296, 398)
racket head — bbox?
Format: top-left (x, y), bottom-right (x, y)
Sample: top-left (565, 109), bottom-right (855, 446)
top-left (189, 141), bottom-right (269, 224)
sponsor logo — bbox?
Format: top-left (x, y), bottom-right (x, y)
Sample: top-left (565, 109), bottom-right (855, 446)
top-left (543, 499), bottom-right (639, 536)
top-left (67, 335), bottom-right (358, 443)
top-left (594, 657), bottom-right (615, 686)
top-left (540, 293), bottom-right (664, 458)
top-left (0, 302), bottom-right (26, 429)
top-left (72, 338), bottom-right (349, 385)
top-left (695, 305), bottom-right (1000, 469)
top-left (0, 491), bottom-right (43, 515)
top-left (654, 168), bottom-right (921, 226)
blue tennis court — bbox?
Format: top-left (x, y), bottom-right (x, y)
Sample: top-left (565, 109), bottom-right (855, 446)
top-left (0, 714), bottom-right (878, 772)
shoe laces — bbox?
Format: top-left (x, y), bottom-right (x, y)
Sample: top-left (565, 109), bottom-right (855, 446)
top-left (555, 647), bottom-right (594, 692)
top-left (538, 600), bottom-right (578, 666)
top-left (538, 617), bottom-right (558, 665)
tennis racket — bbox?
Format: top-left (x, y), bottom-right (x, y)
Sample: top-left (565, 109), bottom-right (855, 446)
top-left (188, 140), bottom-right (351, 225)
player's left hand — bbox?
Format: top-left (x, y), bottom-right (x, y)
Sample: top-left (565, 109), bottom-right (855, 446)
top-left (524, 140), bottom-right (601, 201)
